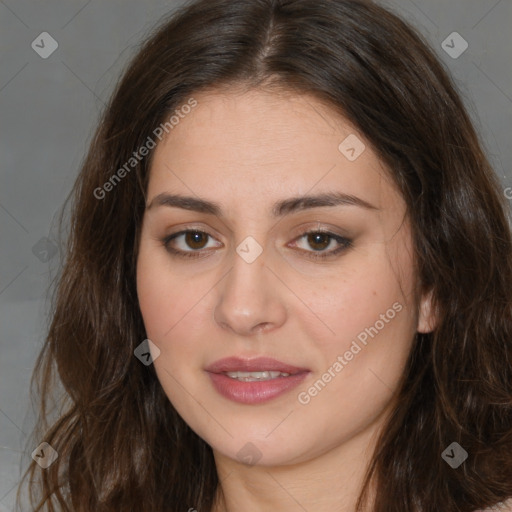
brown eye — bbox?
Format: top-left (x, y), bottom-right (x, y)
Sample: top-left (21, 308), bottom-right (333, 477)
top-left (184, 231), bottom-right (209, 250)
top-left (306, 232), bottom-right (331, 251)
top-left (162, 229), bottom-right (221, 259)
top-left (291, 230), bottom-right (352, 260)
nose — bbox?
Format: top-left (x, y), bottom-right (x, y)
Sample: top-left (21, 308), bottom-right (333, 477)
top-left (213, 243), bottom-right (287, 337)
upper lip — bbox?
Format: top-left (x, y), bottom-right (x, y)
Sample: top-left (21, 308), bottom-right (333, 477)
top-left (205, 356), bottom-right (309, 375)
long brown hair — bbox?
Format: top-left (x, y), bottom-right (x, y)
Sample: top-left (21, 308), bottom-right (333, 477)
top-left (17, 0), bottom-right (512, 510)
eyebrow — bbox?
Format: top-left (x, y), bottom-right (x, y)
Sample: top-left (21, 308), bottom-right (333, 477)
top-left (146, 191), bottom-right (379, 217)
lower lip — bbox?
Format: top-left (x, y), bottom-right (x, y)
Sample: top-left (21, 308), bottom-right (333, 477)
top-left (206, 371), bottom-right (309, 404)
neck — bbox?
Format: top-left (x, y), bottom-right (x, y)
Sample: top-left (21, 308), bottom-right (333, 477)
top-left (210, 422), bottom-right (380, 512)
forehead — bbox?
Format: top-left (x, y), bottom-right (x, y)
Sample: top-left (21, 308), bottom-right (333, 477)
top-left (147, 88), bottom-right (404, 219)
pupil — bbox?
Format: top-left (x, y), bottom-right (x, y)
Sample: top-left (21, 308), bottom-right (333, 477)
top-left (309, 233), bottom-right (329, 251)
top-left (186, 231), bottom-right (206, 249)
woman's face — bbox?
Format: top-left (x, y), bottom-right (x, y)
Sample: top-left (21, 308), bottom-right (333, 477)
top-left (136, 88), bottom-right (435, 467)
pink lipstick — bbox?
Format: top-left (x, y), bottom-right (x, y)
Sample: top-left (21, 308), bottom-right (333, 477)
top-left (205, 356), bottom-right (310, 404)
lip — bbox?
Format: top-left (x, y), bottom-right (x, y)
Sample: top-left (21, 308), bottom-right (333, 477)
top-left (205, 356), bottom-right (310, 404)
top-left (205, 356), bottom-right (309, 374)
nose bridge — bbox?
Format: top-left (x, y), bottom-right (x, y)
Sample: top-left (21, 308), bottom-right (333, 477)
top-left (226, 235), bottom-right (270, 304)
top-left (213, 235), bottom-right (286, 335)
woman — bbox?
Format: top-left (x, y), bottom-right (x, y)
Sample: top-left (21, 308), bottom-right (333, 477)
top-left (17, 0), bottom-right (512, 510)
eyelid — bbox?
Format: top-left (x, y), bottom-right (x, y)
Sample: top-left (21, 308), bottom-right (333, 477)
top-left (288, 221), bottom-right (350, 239)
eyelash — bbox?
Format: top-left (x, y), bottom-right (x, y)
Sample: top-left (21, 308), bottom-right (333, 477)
top-left (161, 228), bottom-right (352, 260)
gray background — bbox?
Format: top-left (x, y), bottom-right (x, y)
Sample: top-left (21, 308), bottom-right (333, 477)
top-left (0, 0), bottom-right (511, 509)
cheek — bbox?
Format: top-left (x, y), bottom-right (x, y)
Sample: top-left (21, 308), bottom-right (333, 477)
top-left (293, 272), bottom-right (415, 445)
top-left (136, 245), bottom-right (185, 345)
top-left (300, 252), bottom-right (417, 417)
top-left (305, 249), bottom-right (413, 350)
top-left (136, 249), bottom-right (216, 437)
top-left (136, 258), bottom-right (167, 337)
top-left (136, 243), bottom-right (195, 336)
top-left (136, 247), bottom-right (214, 375)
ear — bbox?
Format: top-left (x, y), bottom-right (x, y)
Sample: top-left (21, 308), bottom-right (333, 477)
top-left (417, 288), bottom-right (437, 333)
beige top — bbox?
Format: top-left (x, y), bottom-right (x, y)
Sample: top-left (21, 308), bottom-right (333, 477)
top-left (475, 498), bottom-right (512, 511)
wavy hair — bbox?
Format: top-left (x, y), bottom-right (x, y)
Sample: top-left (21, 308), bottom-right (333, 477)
top-left (17, 0), bottom-right (512, 510)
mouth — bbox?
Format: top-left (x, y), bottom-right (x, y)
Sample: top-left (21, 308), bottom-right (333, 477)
top-left (205, 356), bottom-right (310, 404)
top-left (223, 370), bottom-right (294, 382)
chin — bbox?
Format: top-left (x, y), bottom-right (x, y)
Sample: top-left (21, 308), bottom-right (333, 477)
top-left (208, 431), bottom-right (315, 468)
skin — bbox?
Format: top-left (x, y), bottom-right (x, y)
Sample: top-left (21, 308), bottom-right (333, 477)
top-left (136, 87), bottom-right (437, 512)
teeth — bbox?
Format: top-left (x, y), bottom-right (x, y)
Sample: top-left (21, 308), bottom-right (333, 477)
top-left (225, 370), bottom-right (291, 381)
